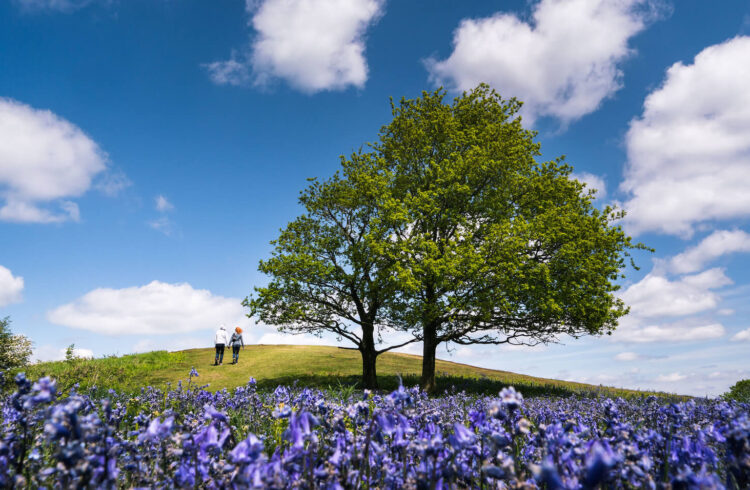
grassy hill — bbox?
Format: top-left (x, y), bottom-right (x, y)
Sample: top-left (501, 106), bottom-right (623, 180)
top-left (16, 345), bottom-right (682, 399)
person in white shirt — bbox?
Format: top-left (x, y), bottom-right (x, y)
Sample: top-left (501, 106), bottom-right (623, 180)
top-left (214, 324), bottom-right (229, 365)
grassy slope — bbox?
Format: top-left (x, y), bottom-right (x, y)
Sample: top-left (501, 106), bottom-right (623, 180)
top-left (19, 345), bottom-right (681, 399)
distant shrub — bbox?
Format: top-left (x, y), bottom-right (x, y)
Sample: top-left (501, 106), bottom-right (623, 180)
top-left (0, 316), bottom-right (32, 371)
top-left (723, 379), bottom-right (750, 403)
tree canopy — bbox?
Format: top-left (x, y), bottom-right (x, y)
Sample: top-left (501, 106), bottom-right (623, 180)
top-left (245, 156), bottom-right (416, 389)
top-left (249, 85), bottom-right (647, 391)
top-left (723, 379), bottom-right (750, 403)
top-left (370, 85), bottom-right (647, 390)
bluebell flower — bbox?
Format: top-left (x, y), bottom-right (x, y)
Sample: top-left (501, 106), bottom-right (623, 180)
top-left (139, 416), bottom-right (175, 443)
top-left (230, 434), bottom-right (265, 464)
top-left (272, 403), bottom-right (292, 419)
top-left (499, 386), bottom-right (523, 411)
top-left (583, 441), bottom-right (618, 488)
top-left (203, 404), bottom-right (228, 424)
top-left (449, 422), bottom-right (475, 448)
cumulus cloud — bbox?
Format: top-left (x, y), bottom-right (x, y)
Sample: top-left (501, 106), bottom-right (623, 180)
top-left (612, 265), bottom-right (733, 344)
top-left (47, 281), bottom-right (250, 335)
top-left (621, 36), bottom-right (750, 236)
top-left (619, 268), bottom-right (731, 318)
top-left (427, 0), bottom-right (662, 124)
top-left (732, 328), bottom-right (750, 341)
top-left (133, 337), bottom-right (207, 353)
top-left (0, 265), bottom-right (24, 307)
top-left (571, 363), bottom-right (747, 396)
top-left (205, 0), bottom-right (384, 93)
top-left (0, 98), bottom-right (107, 223)
top-left (572, 172), bottom-right (607, 199)
top-left (669, 229), bottom-right (750, 274)
top-left (34, 345), bottom-right (94, 362)
top-left (621, 322), bottom-right (725, 343)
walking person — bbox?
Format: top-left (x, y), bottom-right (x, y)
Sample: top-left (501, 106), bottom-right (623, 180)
top-left (214, 324), bottom-right (229, 365)
top-left (230, 327), bottom-right (244, 364)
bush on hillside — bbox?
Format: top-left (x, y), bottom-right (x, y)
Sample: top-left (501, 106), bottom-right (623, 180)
top-left (724, 379), bottom-right (750, 403)
top-left (0, 316), bottom-right (32, 371)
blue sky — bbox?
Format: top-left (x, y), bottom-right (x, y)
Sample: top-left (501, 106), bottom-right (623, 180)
top-left (1, 0), bottom-right (749, 396)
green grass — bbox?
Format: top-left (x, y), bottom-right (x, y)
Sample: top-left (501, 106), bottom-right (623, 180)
top-left (15, 345), bottom-right (685, 400)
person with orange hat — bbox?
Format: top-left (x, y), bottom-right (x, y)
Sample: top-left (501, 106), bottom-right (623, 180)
top-left (230, 326), bottom-right (244, 364)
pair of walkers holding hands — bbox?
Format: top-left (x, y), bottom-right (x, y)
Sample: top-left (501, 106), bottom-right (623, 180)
top-left (213, 324), bottom-right (244, 366)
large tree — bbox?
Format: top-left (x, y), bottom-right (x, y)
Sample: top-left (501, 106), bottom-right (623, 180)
top-left (371, 85), bottom-right (647, 391)
top-left (245, 155), bottom-right (415, 390)
top-left (250, 85), bottom-right (646, 393)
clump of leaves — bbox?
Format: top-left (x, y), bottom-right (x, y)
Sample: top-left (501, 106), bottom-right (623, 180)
top-left (723, 379), bottom-right (750, 403)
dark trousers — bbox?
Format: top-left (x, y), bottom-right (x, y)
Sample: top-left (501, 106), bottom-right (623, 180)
top-left (215, 344), bottom-right (225, 364)
top-left (232, 345), bottom-right (241, 363)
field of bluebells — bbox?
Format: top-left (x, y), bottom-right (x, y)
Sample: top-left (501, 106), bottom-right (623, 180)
top-left (1, 369), bottom-right (748, 489)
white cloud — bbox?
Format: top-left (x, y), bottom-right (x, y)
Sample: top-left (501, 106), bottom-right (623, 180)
top-left (621, 36), bottom-right (750, 236)
top-left (149, 195), bottom-right (176, 235)
top-left (255, 332), bottom-right (334, 346)
top-left (619, 268), bottom-right (731, 318)
top-left (0, 98), bottom-right (107, 223)
top-left (732, 328), bottom-right (750, 341)
top-left (572, 172), bottom-right (607, 199)
top-left (426, 0), bottom-right (661, 124)
top-left (614, 351), bottom-right (665, 361)
top-left (204, 57), bottom-right (251, 87)
top-left (655, 372), bottom-right (686, 382)
top-left (614, 351), bottom-right (639, 361)
top-left (613, 265), bottom-right (732, 344)
top-left (47, 281), bottom-right (251, 335)
top-left (206, 0), bottom-right (384, 93)
top-left (34, 345), bottom-right (94, 362)
top-left (148, 216), bottom-right (174, 236)
top-left (95, 170), bottom-right (131, 197)
top-left (622, 322), bottom-right (725, 343)
top-left (669, 229), bottom-right (750, 274)
top-left (133, 337), bottom-right (208, 353)
top-left (0, 265), bottom-right (24, 307)
top-left (155, 195), bottom-right (174, 212)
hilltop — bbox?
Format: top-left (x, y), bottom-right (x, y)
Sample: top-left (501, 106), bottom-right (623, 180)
top-left (18, 345), bottom-right (681, 399)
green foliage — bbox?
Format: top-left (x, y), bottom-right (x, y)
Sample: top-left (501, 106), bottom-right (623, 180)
top-left (64, 344), bottom-right (77, 362)
top-left (12, 345), bottom-right (683, 400)
top-left (373, 85), bottom-right (648, 344)
top-left (250, 85), bottom-right (649, 391)
top-left (0, 316), bottom-right (32, 371)
top-left (246, 127), bottom-right (420, 388)
top-left (17, 350), bottom-right (185, 396)
top-left (723, 379), bottom-right (750, 403)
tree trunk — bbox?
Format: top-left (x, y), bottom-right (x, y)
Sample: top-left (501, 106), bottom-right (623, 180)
top-left (420, 322), bottom-right (438, 393)
top-left (360, 323), bottom-right (379, 390)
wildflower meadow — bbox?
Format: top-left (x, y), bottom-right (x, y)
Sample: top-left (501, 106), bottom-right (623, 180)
top-left (1, 369), bottom-right (748, 489)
